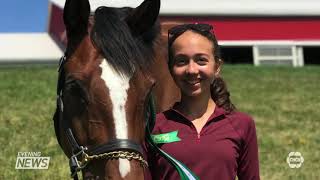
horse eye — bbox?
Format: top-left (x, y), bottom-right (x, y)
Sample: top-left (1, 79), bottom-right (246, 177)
top-left (64, 79), bottom-right (89, 106)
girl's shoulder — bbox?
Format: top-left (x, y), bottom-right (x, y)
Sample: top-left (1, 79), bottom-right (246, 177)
top-left (227, 111), bottom-right (254, 124)
top-left (152, 110), bottom-right (179, 133)
top-left (155, 111), bottom-right (169, 125)
top-left (226, 111), bottom-right (257, 140)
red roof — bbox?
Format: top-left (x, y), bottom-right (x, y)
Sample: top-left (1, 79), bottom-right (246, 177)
top-left (161, 17), bottom-right (320, 41)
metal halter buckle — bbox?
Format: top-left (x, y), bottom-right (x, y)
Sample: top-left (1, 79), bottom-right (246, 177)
top-left (70, 146), bottom-right (89, 178)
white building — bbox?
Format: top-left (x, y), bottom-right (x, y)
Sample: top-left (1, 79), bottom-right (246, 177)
top-left (0, 33), bottom-right (63, 64)
top-left (49, 0), bottom-right (320, 66)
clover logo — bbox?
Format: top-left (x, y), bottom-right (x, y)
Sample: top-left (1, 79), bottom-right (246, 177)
top-left (287, 152), bottom-right (304, 168)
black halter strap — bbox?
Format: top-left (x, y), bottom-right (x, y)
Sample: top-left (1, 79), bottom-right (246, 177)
top-left (55, 55), bottom-right (144, 180)
top-left (88, 139), bottom-right (142, 155)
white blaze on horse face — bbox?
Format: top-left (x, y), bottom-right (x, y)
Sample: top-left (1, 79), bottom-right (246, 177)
top-left (99, 59), bottom-right (131, 139)
top-left (99, 59), bottom-right (132, 177)
top-left (119, 159), bottom-right (131, 178)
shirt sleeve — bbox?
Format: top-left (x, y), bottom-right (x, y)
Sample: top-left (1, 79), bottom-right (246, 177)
top-left (237, 117), bottom-right (260, 180)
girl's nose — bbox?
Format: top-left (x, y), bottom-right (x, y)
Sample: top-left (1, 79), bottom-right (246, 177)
top-left (186, 61), bottom-right (199, 75)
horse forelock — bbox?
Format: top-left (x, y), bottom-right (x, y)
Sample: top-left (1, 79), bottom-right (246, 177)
top-left (90, 6), bottom-right (160, 76)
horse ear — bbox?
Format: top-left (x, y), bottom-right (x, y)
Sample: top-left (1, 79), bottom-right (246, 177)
top-left (125, 0), bottom-right (160, 35)
top-left (63, 0), bottom-right (90, 39)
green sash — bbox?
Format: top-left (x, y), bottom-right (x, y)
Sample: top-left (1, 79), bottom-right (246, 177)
top-left (151, 131), bottom-right (181, 144)
top-left (146, 96), bottom-right (199, 180)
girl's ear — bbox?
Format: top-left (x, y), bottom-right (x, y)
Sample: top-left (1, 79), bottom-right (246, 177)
top-left (214, 58), bottom-right (223, 76)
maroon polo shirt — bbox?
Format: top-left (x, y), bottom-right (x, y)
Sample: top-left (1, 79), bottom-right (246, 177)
top-left (144, 105), bottom-right (260, 180)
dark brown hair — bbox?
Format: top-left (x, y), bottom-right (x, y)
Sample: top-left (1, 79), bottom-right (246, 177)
top-left (168, 23), bottom-right (236, 113)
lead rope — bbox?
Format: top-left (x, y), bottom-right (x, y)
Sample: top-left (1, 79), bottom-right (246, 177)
top-left (146, 95), bottom-right (200, 180)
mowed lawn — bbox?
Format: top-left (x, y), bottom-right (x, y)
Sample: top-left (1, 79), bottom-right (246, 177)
top-left (0, 65), bottom-right (319, 179)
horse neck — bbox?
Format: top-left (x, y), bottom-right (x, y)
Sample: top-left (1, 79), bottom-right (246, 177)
top-left (149, 35), bottom-right (180, 112)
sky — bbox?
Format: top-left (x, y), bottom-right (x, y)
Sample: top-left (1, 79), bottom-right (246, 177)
top-left (0, 0), bottom-right (48, 32)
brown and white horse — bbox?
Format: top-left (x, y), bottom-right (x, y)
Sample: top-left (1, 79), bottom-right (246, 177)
top-left (53, 0), bottom-right (180, 179)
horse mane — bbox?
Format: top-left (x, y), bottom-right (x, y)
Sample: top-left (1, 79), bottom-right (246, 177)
top-left (91, 7), bottom-right (160, 76)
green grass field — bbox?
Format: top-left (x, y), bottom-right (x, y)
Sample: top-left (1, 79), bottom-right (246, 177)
top-left (0, 65), bottom-right (319, 179)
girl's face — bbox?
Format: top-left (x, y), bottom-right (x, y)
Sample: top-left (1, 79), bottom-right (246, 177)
top-left (171, 30), bottom-right (220, 97)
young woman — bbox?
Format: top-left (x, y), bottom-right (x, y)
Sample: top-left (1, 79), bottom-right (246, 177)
top-left (145, 23), bottom-right (260, 180)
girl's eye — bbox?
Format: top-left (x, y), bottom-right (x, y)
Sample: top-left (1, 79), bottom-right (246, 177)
top-left (174, 56), bottom-right (188, 66)
top-left (196, 57), bottom-right (208, 65)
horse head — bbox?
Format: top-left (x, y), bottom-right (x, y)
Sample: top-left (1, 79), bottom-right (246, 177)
top-left (54, 0), bottom-right (162, 179)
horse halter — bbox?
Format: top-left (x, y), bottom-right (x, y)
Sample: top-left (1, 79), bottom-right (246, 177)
top-left (56, 55), bottom-right (147, 180)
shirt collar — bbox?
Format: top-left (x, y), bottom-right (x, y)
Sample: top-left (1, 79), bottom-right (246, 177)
top-left (167, 102), bottom-right (226, 124)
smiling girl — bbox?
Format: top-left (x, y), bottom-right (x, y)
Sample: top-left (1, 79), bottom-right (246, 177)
top-left (145, 23), bottom-right (260, 180)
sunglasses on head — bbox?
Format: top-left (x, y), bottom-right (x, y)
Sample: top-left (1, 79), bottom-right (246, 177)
top-left (168, 23), bottom-right (214, 46)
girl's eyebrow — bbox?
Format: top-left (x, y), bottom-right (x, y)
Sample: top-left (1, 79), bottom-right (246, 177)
top-left (194, 53), bottom-right (210, 57)
top-left (174, 53), bottom-right (209, 56)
